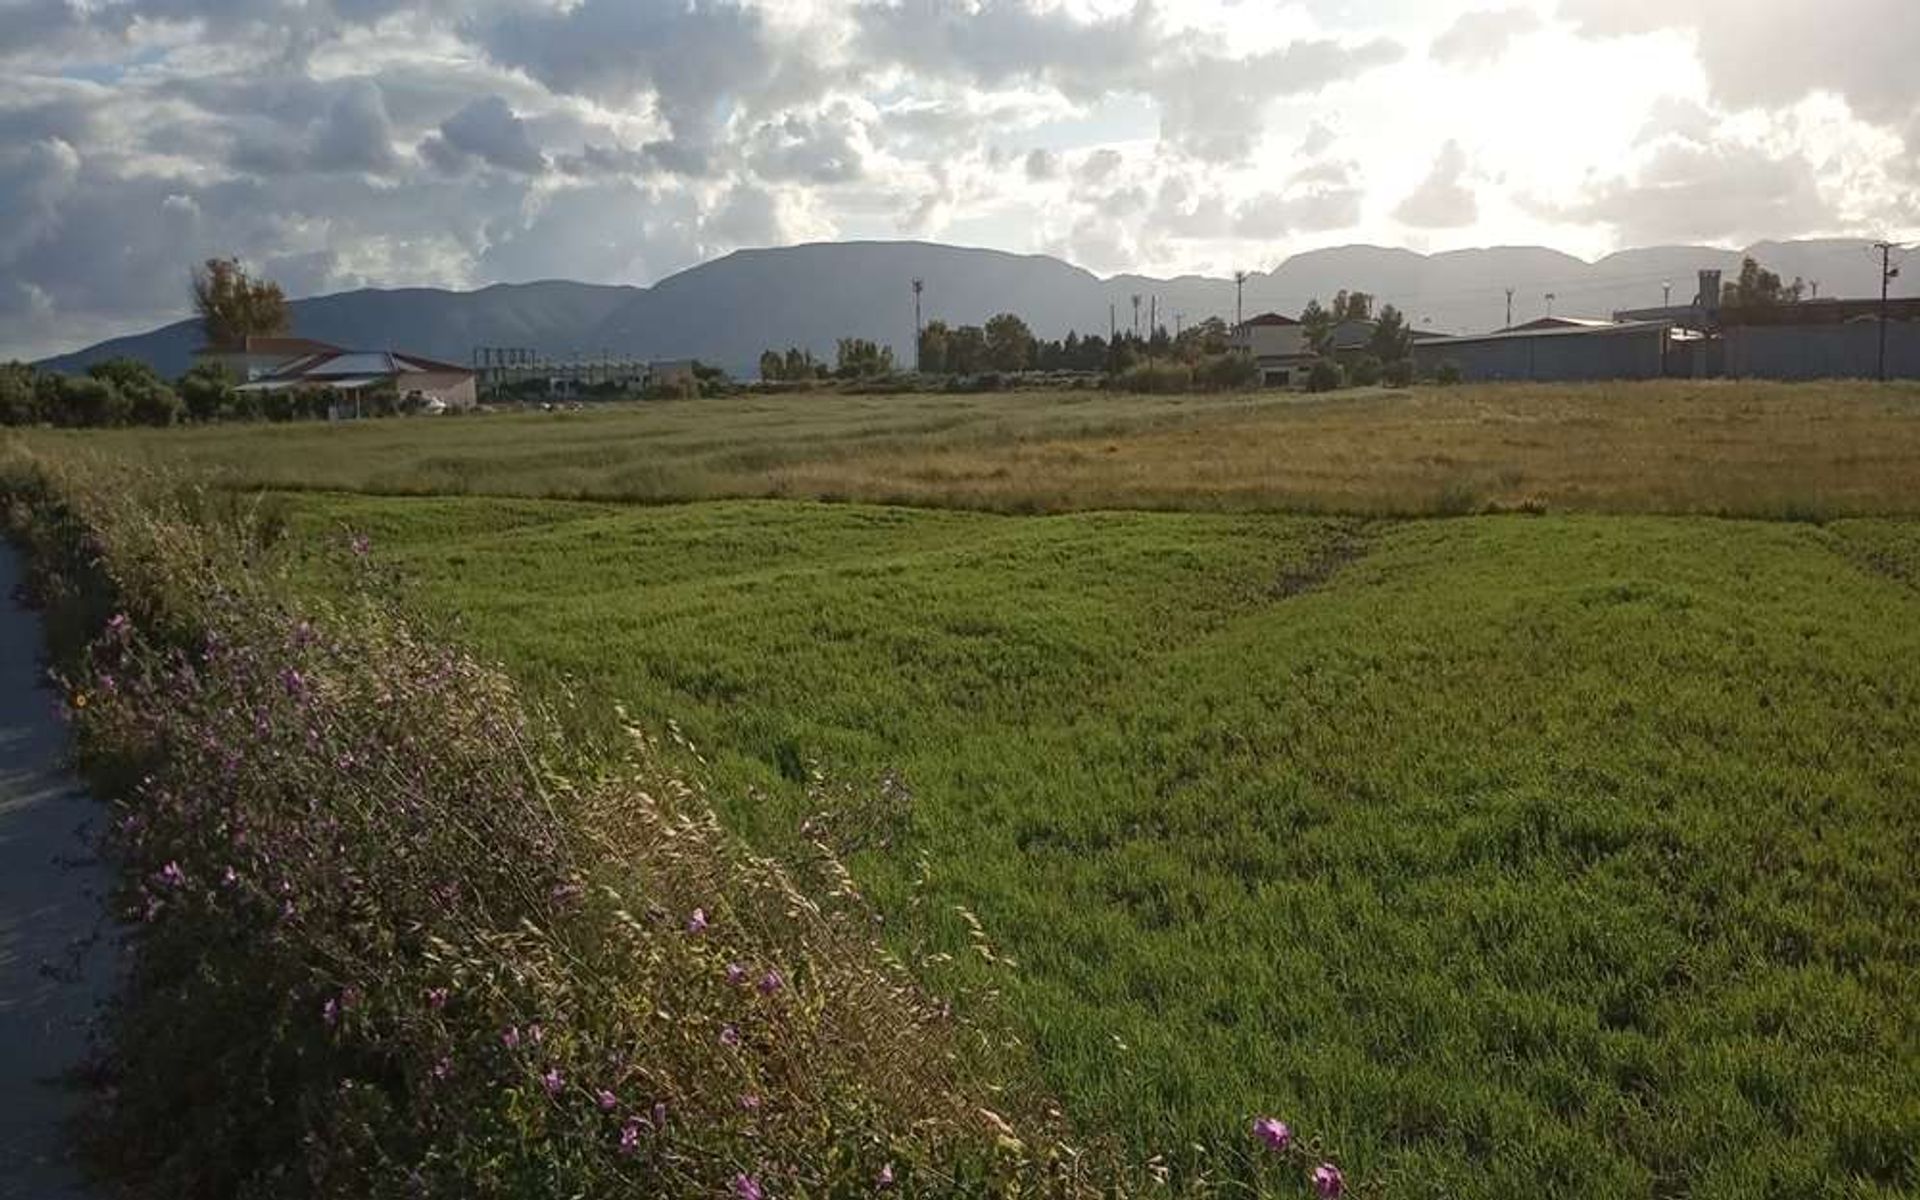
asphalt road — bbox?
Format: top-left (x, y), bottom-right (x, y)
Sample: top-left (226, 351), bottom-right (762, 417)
top-left (0, 544), bottom-right (113, 1199)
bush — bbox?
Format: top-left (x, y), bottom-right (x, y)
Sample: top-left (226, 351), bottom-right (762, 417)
top-left (1192, 353), bottom-right (1259, 392)
top-left (177, 363), bottom-right (233, 423)
top-left (1305, 359), bottom-right (1343, 393)
top-left (1112, 361), bottom-right (1192, 393)
top-left (1435, 360), bottom-right (1464, 386)
top-left (1382, 358), bottom-right (1414, 388)
top-left (1346, 355), bottom-right (1382, 387)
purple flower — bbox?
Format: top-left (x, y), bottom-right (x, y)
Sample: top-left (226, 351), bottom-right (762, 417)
top-left (876, 1163), bottom-right (896, 1189)
top-left (1254, 1116), bottom-right (1292, 1152)
top-left (280, 668), bottom-right (305, 698)
top-left (221, 865), bottom-right (238, 888)
top-left (686, 907), bottom-right (709, 934)
top-left (757, 969), bottom-right (783, 996)
top-left (739, 1093), bottom-right (761, 1112)
top-left (1312, 1163), bottom-right (1345, 1198)
top-left (719, 1024), bottom-right (741, 1049)
top-left (322, 997), bottom-right (340, 1027)
top-left (106, 612), bottom-right (131, 638)
top-left (158, 861), bottom-right (185, 889)
top-left (618, 1116), bottom-right (642, 1156)
top-left (541, 1068), bottom-right (564, 1097)
top-left (527, 1022), bottom-right (544, 1045)
top-left (431, 1057), bottom-right (452, 1081)
top-left (350, 534), bottom-right (371, 557)
top-left (596, 1088), bottom-right (618, 1112)
top-left (501, 1025), bottom-right (521, 1050)
top-left (725, 962), bottom-right (749, 986)
top-left (426, 987), bottom-right (449, 1010)
top-left (731, 1173), bottom-right (764, 1200)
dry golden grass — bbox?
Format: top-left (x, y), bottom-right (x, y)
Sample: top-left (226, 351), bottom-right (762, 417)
top-left (21, 378), bottom-right (1920, 517)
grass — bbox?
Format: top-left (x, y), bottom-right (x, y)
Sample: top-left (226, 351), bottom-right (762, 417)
top-left (271, 491), bottom-right (1920, 1200)
top-left (21, 379), bottom-right (1920, 517)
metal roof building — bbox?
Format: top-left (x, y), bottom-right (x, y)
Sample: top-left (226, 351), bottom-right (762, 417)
top-left (1412, 320), bottom-right (1675, 382)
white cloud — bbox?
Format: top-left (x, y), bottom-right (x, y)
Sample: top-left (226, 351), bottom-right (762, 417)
top-left (2, 0), bottom-right (1918, 359)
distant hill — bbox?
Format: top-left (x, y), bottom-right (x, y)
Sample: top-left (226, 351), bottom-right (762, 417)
top-left (36, 238), bottom-right (1904, 380)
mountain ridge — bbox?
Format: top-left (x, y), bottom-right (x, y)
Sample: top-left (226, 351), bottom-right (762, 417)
top-left (35, 238), bottom-right (1907, 379)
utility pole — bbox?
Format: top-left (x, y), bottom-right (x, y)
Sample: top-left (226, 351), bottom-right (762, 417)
top-left (1149, 295), bottom-right (1157, 338)
top-left (1544, 292), bottom-right (1556, 318)
top-left (1873, 241), bottom-right (1900, 382)
top-left (911, 278), bottom-right (924, 372)
top-left (1130, 293), bottom-right (1141, 338)
top-left (1811, 280), bottom-right (1820, 299)
top-left (1504, 287), bottom-right (1513, 330)
top-left (1234, 270), bottom-right (1248, 330)
top-left (1662, 279), bottom-right (1672, 307)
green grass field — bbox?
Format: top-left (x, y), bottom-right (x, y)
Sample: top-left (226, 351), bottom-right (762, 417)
top-left (19, 382), bottom-right (1920, 1197)
top-left (276, 490), bottom-right (1920, 1200)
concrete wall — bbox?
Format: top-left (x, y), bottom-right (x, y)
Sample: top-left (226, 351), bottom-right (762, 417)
top-left (1413, 326), bottom-right (1667, 382)
top-left (1725, 322), bottom-right (1920, 380)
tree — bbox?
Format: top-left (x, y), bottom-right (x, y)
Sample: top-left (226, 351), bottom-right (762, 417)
top-left (834, 337), bottom-right (893, 378)
top-left (1305, 359), bottom-right (1342, 393)
top-left (983, 312), bottom-right (1035, 372)
top-left (177, 361), bottom-right (235, 422)
top-left (191, 257), bottom-right (290, 347)
top-left (1367, 304), bottom-right (1412, 364)
top-left (782, 346), bottom-right (820, 379)
top-left (0, 363), bottom-right (38, 425)
top-left (1334, 290), bottom-right (1373, 322)
top-left (946, 325), bottom-right (988, 375)
top-left (919, 320), bottom-right (950, 374)
top-left (1723, 256), bottom-right (1805, 307)
top-left (1300, 299), bottom-right (1333, 355)
top-left (758, 350), bottom-right (785, 381)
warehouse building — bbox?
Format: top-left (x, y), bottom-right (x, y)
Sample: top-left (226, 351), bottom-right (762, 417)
top-left (1411, 320), bottom-right (1675, 382)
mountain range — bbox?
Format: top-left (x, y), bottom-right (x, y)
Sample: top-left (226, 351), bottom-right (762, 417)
top-left (36, 238), bottom-right (1906, 380)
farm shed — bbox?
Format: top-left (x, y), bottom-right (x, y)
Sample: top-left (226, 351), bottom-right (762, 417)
top-left (1724, 320), bottom-right (1920, 380)
top-left (1412, 320), bottom-right (1672, 382)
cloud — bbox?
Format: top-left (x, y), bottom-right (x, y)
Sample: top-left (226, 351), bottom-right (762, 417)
top-left (743, 109), bottom-right (866, 184)
top-left (1024, 148), bottom-right (1058, 181)
top-left (1430, 7), bottom-right (1540, 67)
top-left (1559, 0), bottom-right (1920, 127)
top-left (426, 95), bottom-right (547, 175)
top-left (1546, 138), bottom-right (1829, 244)
top-left (1394, 140), bottom-right (1476, 228)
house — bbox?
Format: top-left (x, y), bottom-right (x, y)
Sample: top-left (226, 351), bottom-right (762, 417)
top-left (1229, 313), bottom-right (1312, 385)
top-left (232, 349), bottom-right (478, 412)
top-left (194, 336), bottom-right (348, 382)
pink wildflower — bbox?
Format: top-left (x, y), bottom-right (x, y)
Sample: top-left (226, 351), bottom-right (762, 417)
top-left (1254, 1116), bottom-right (1292, 1152)
top-left (618, 1116), bottom-right (642, 1156)
top-left (541, 1068), bottom-right (564, 1097)
top-left (757, 969), bottom-right (783, 996)
top-left (426, 987), bottom-right (449, 1010)
top-left (876, 1163), bottom-right (896, 1189)
top-left (501, 1025), bottom-right (521, 1050)
top-left (719, 1024), bottom-right (741, 1049)
top-left (596, 1088), bottom-right (618, 1112)
top-left (322, 997), bottom-right (340, 1027)
top-left (431, 1057), bottom-right (452, 1081)
top-left (686, 907), bottom-right (709, 934)
top-left (1312, 1163), bottom-right (1345, 1198)
top-left (739, 1093), bottom-right (761, 1112)
top-left (350, 534), bottom-right (371, 557)
top-left (158, 861), bottom-right (185, 888)
top-left (731, 1173), bottom-right (764, 1200)
top-left (725, 962), bottom-right (749, 986)
top-left (527, 1022), bottom-right (544, 1045)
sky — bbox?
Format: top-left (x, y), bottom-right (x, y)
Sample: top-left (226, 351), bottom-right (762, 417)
top-left (3, 0), bottom-right (1918, 359)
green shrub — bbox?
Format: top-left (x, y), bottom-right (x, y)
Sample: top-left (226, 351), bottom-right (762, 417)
top-left (1382, 358), bottom-right (1414, 387)
top-left (1346, 355), bottom-right (1382, 387)
top-left (1113, 361), bottom-right (1192, 393)
top-left (1192, 353), bottom-right (1259, 391)
top-left (1305, 359), bottom-right (1342, 393)
top-left (1435, 361), bottom-right (1464, 386)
